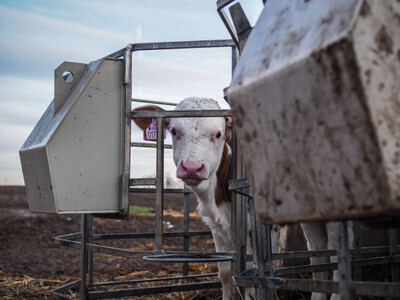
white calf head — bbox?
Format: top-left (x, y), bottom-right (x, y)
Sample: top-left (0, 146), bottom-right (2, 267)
top-left (166, 97), bottom-right (231, 188)
top-left (133, 97), bottom-right (232, 189)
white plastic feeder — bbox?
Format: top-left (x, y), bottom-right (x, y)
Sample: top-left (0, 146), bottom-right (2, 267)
top-left (228, 0), bottom-right (400, 223)
top-left (20, 58), bottom-right (128, 214)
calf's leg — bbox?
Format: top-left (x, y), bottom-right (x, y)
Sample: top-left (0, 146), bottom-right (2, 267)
top-left (301, 222), bottom-right (329, 300)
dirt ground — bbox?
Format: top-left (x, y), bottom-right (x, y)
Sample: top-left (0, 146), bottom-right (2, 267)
top-left (0, 186), bottom-right (221, 299)
top-left (1, 186), bottom-right (397, 300)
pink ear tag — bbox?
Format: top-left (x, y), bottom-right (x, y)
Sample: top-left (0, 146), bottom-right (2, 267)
top-left (144, 118), bottom-right (166, 141)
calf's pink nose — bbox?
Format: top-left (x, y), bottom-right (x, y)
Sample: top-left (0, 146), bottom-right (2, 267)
top-left (179, 161), bottom-right (205, 179)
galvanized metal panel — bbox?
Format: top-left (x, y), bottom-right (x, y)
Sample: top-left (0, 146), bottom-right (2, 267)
top-left (20, 58), bottom-right (125, 214)
top-left (227, 0), bottom-right (400, 223)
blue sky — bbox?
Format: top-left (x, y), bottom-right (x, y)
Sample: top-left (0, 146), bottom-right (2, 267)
top-left (0, 0), bottom-right (263, 185)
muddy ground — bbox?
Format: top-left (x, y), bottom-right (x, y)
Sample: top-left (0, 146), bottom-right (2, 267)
top-left (0, 186), bottom-right (221, 299)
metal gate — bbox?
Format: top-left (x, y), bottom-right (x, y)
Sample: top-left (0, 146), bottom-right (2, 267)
top-left (46, 39), bottom-right (244, 299)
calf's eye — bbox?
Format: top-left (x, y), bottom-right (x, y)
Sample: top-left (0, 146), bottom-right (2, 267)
top-left (171, 128), bottom-right (177, 136)
top-left (216, 131), bottom-right (222, 139)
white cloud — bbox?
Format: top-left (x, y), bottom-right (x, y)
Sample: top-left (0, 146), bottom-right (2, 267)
top-left (0, 6), bottom-right (136, 45)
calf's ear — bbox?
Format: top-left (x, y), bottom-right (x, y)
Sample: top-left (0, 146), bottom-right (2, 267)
top-left (132, 105), bottom-right (164, 132)
top-left (225, 117), bottom-right (232, 143)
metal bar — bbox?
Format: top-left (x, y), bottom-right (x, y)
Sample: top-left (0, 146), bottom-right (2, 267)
top-left (353, 281), bottom-right (400, 297)
top-left (250, 200), bottom-right (269, 299)
top-left (155, 117), bottom-right (164, 252)
top-left (93, 274), bottom-right (218, 287)
top-left (271, 246), bottom-right (392, 261)
top-left (88, 216), bottom-right (94, 285)
top-left (336, 221), bottom-right (355, 299)
top-left (80, 214), bottom-right (89, 300)
top-left (91, 273), bottom-right (219, 287)
top-left (129, 187), bottom-right (191, 193)
top-left (353, 221), bottom-right (362, 281)
top-left (51, 280), bottom-right (80, 300)
top-left (119, 44), bottom-right (132, 215)
top-left (229, 3), bottom-right (252, 51)
top-left (55, 238), bottom-right (156, 258)
top-left (273, 255), bottom-right (400, 277)
top-left (107, 39), bottom-right (235, 58)
top-left (390, 228), bottom-right (400, 282)
top-left (129, 178), bottom-right (156, 186)
top-left (91, 231), bottom-right (212, 240)
top-left (351, 254), bottom-right (400, 268)
top-left (132, 98), bottom-right (177, 106)
top-left (274, 262), bottom-right (337, 277)
top-left (131, 109), bottom-right (231, 119)
top-left (272, 249), bottom-right (337, 260)
top-left (234, 137), bottom-right (247, 299)
top-left (54, 232), bottom-right (82, 240)
top-left (217, 0), bottom-right (239, 48)
top-left (130, 142), bottom-right (172, 149)
top-left (228, 177), bottom-right (250, 190)
top-left (230, 125), bottom-right (239, 300)
top-left (235, 274), bottom-right (400, 298)
top-left (143, 253), bottom-right (232, 263)
top-left (88, 281), bottom-right (222, 299)
top-left (183, 188), bottom-right (190, 275)
top-left (235, 275), bottom-right (339, 294)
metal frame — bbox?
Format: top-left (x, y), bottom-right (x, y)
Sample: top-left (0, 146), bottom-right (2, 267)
top-left (229, 179), bottom-right (400, 298)
top-left (51, 39), bottom-right (241, 300)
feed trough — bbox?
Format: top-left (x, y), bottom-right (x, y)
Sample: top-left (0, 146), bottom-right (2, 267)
top-left (19, 58), bottom-right (129, 214)
top-left (227, 0), bottom-right (400, 223)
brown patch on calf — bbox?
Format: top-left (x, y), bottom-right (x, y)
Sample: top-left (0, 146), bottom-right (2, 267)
top-left (132, 105), bottom-right (164, 131)
top-left (215, 143), bottom-right (232, 206)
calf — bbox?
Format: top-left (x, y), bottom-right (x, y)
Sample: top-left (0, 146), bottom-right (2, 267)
top-left (301, 221), bottom-right (354, 300)
top-left (134, 97), bottom-right (235, 299)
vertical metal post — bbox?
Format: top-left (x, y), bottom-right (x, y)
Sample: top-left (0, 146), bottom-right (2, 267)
top-left (353, 221), bottom-right (362, 281)
top-left (390, 228), bottom-right (399, 282)
top-left (231, 46), bottom-right (239, 75)
top-left (121, 44), bottom-right (132, 215)
top-left (336, 221), bottom-right (355, 299)
top-left (250, 199), bottom-right (271, 299)
top-left (155, 117), bottom-right (164, 252)
top-left (80, 214), bottom-right (90, 300)
top-left (88, 215), bottom-right (94, 285)
top-left (183, 187), bottom-right (190, 276)
top-left (232, 131), bottom-right (247, 299)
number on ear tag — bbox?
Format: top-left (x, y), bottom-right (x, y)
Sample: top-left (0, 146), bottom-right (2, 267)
top-left (144, 118), bottom-right (166, 141)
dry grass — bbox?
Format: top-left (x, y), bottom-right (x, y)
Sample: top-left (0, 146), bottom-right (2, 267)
top-left (0, 265), bottom-right (222, 300)
top-left (0, 266), bottom-right (76, 299)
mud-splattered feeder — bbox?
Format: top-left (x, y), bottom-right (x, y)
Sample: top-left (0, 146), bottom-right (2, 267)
top-left (19, 58), bottom-right (129, 214)
top-left (227, 0), bottom-right (400, 223)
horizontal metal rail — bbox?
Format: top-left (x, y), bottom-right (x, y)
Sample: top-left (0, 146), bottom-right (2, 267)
top-left (51, 280), bottom-right (80, 300)
top-left (51, 275), bottom-right (221, 300)
top-left (132, 98), bottom-right (177, 106)
top-left (129, 178), bottom-right (156, 186)
top-left (92, 231), bottom-right (212, 240)
top-left (131, 109), bottom-right (231, 119)
top-left (235, 269), bottom-right (338, 294)
top-left (130, 187), bottom-right (191, 193)
top-left (272, 246), bottom-right (394, 261)
top-left (88, 281), bottom-right (222, 299)
top-left (54, 236), bottom-right (229, 259)
top-left (107, 39), bottom-right (235, 58)
top-left (234, 273), bottom-right (400, 298)
top-left (91, 272), bottom-right (218, 287)
top-left (143, 253), bottom-right (233, 263)
top-left (131, 142), bottom-right (172, 149)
